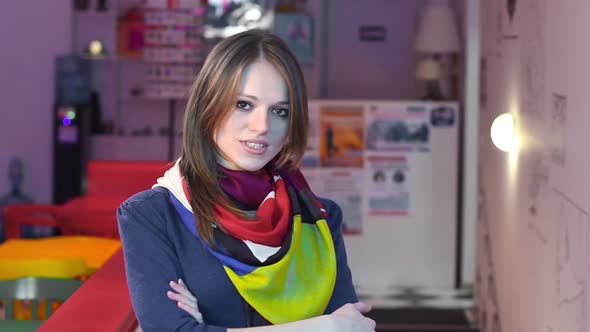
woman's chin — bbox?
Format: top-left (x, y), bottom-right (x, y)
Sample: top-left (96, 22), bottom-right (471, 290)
top-left (237, 163), bottom-right (266, 172)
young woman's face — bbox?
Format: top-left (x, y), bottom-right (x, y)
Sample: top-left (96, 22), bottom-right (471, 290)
top-left (214, 60), bottom-right (290, 172)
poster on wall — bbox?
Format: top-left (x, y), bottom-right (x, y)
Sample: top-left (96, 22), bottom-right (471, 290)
top-left (366, 155), bottom-right (410, 216)
top-left (366, 105), bottom-right (430, 152)
top-left (319, 106), bottom-right (365, 168)
top-left (302, 102), bottom-right (321, 167)
top-left (429, 105), bottom-right (456, 127)
top-left (302, 168), bottom-right (364, 235)
top-left (273, 13), bottom-right (314, 65)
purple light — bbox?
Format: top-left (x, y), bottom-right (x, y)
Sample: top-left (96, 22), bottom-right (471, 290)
top-left (62, 118), bottom-right (72, 126)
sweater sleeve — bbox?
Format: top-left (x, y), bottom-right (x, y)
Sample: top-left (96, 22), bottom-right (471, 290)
top-left (320, 198), bottom-right (359, 313)
top-left (117, 192), bottom-right (227, 332)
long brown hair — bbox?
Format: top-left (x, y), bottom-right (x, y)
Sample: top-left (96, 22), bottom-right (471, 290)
top-left (179, 29), bottom-right (309, 245)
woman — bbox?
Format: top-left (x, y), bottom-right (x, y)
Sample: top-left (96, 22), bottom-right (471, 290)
top-left (117, 29), bottom-right (375, 332)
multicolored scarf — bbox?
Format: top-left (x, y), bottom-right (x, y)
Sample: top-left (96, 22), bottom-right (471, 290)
top-left (155, 160), bottom-right (336, 324)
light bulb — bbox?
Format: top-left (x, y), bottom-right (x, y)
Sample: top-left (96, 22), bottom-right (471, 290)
top-left (89, 40), bottom-right (104, 56)
top-left (490, 113), bottom-right (517, 152)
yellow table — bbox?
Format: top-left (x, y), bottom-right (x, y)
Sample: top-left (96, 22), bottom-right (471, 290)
top-left (0, 236), bottom-right (121, 279)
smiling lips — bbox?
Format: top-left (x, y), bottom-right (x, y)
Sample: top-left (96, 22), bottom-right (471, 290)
top-left (241, 139), bottom-right (269, 155)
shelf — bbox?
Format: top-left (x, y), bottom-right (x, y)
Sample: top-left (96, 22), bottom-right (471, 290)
top-left (73, 0), bottom-right (205, 162)
top-left (79, 52), bottom-right (208, 65)
top-left (80, 55), bottom-right (144, 63)
top-left (119, 96), bottom-right (188, 102)
top-left (74, 10), bottom-right (117, 18)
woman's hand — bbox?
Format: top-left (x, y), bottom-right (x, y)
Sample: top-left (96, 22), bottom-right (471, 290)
top-left (167, 278), bottom-right (204, 323)
top-left (327, 302), bottom-right (376, 332)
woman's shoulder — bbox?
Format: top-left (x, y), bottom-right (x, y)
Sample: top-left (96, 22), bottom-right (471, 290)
top-left (120, 187), bottom-right (169, 210)
top-left (117, 187), bottom-right (172, 228)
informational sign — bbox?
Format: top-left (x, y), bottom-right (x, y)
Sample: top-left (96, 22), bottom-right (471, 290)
top-left (366, 155), bottom-right (410, 216)
top-left (302, 168), bottom-right (364, 235)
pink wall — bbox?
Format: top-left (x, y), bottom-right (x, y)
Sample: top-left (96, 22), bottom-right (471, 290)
top-left (477, 0), bottom-right (590, 331)
top-left (323, 0), bottom-right (424, 99)
top-left (0, 0), bottom-right (72, 203)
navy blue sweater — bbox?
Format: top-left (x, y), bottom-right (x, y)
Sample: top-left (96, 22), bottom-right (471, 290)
top-left (117, 187), bottom-right (358, 332)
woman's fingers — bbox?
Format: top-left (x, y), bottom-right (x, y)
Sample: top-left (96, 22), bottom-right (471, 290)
top-left (332, 302), bottom-right (376, 330)
top-left (169, 280), bottom-right (198, 303)
top-left (167, 279), bottom-right (204, 324)
top-left (352, 302), bottom-right (375, 330)
top-left (352, 301), bottom-right (372, 313)
top-left (168, 290), bottom-right (204, 323)
top-left (365, 316), bottom-right (377, 330)
top-left (177, 301), bottom-right (204, 323)
top-left (167, 291), bottom-right (197, 309)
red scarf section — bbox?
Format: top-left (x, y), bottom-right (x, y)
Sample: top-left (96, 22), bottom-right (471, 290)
top-left (182, 171), bottom-right (291, 247)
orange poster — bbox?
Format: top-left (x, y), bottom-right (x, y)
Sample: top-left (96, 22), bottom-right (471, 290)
top-left (319, 106), bottom-right (364, 168)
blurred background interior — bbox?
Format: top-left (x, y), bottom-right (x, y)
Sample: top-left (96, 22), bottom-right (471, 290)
top-left (0, 0), bottom-right (588, 332)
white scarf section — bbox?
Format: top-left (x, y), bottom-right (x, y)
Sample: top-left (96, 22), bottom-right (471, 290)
top-left (153, 159), bottom-right (280, 262)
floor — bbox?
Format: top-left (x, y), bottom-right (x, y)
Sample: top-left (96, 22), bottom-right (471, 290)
top-left (357, 285), bottom-right (478, 332)
top-left (356, 285), bottom-right (474, 310)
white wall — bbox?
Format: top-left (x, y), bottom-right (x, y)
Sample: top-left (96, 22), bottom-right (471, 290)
top-left (477, 0), bottom-right (590, 331)
top-left (0, 0), bottom-right (72, 203)
top-left (316, 100), bottom-right (461, 290)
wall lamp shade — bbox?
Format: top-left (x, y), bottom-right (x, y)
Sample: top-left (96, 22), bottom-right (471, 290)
top-left (416, 58), bottom-right (442, 80)
top-left (415, 3), bottom-right (461, 53)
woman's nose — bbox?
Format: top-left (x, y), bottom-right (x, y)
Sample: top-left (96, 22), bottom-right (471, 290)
top-left (248, 107), bottom-right (270, 134)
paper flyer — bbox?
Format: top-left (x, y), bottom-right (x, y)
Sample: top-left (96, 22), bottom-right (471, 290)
top-left (429, 105), bottom-right (456, 127)
top-left (366, 105), bottom-right (430, 152)
top-left (301, 168), bottom-right (364, 235)
top-left (319, 105), bottom-right (365, 168)
top-left (301, 102), bottom-right (320, 168)
top-left (366, 155), bottom-right (409, 216)
top-left (321, 169), bottom-right (364, 234)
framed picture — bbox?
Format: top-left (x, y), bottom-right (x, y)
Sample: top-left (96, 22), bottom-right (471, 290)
top-left (273, 13), bottom-right (314, 65)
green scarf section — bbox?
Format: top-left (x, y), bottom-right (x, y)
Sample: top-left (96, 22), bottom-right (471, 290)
top-left (223, 215), bottom-right (336, 324)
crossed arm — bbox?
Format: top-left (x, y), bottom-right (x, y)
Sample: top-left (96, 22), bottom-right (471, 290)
top-left (166, 278), bottom-right (376, 332)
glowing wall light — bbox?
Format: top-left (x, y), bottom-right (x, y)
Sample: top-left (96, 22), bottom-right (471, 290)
top-left (490, 113), bottom-right (518, 152)
top-left (88, 40), bottom-right (105, 56)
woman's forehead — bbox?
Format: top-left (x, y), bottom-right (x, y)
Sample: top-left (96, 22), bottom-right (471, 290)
top-left (238, 61), bottom-right (288, 103)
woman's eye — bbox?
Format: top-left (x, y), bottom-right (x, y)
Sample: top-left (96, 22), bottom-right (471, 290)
top-left (236, 100), bottom-right (253, 110)
top-left (272, 108), bottom-right (289, 118)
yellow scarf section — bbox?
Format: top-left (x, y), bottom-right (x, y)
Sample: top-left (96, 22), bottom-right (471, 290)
top-left (223, 215), bottom-right (337, 324)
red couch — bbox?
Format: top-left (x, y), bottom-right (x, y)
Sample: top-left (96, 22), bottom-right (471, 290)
top-left (3, 160), bottom-right (170, 239)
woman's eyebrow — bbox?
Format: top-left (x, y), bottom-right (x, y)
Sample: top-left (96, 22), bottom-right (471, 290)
top-left (237, 93), bottom-right (288, 105)
top-left (237, 93), bottom-right (258, 100)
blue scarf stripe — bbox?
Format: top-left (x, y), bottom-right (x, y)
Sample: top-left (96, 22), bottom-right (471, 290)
top-left (169, 193), bottom-right (255, 276)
